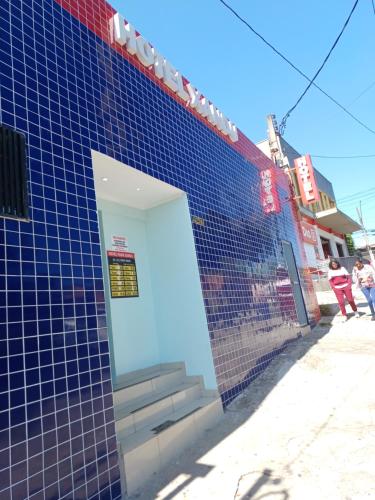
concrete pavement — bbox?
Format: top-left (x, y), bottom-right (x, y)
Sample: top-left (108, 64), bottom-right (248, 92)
top-left (127, 295), bottom-right (375, 500)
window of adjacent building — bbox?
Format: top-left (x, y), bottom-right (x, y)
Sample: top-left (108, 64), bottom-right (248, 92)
top-left (309, 201), bottom-right (320, 213)
top-left (319, 191), bottom-right (325, 210)
top-left (315, 191), bottom-right (336, 212)
top-left (290, 170), bottom-right (302, 205)
top-left (0, 125), bottom-right (29, 220)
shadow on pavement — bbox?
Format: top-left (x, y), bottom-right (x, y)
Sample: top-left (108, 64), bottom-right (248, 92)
top-left (235, 468), bottom-right (290, 499)
top-left (126, 322), bottom-right (333, 500)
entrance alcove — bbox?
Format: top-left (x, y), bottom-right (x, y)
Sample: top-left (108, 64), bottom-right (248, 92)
top-left (92, 150), bottom-right (217, 390)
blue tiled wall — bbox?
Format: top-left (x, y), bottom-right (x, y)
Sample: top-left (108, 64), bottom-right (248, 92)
top-left (0, 0), bottom-right (317, 498)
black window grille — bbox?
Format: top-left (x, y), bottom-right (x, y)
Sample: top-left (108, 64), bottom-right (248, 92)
top-left (0, 125), bottom-right (29, 220)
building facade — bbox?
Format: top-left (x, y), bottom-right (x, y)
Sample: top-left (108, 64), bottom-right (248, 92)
top-left (257, 115), bottom-right (360, 276)
top-left (1, 2), bottom-right (319, 498)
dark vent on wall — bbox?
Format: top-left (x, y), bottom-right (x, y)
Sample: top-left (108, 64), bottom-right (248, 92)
top-left (0, 125), bottom-right (29, 220)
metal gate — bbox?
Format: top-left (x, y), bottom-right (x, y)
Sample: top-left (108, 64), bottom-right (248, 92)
top-left (282, 240), bottom-right (309, 326)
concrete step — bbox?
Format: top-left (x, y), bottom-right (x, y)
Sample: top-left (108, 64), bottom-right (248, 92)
top-left (118, 395), bottom-right (223, 494)
top-left (115, 379), bottom-right (203, 436)
top-left (113, 363), bottom-right (186, 407)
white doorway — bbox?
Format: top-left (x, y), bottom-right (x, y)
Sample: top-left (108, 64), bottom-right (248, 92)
top-left (92, 151), bottom-right (218, 390)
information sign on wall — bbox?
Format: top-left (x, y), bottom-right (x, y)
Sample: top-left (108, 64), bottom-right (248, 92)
top-left (107, 251), bottom-right (139, 298)
top-left (111, 235), bottom-right (128, 251)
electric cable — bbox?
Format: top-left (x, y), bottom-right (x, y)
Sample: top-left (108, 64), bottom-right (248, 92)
top-left (337, 191), bottom-right (375, 213)
top-left (337, 187), bottom-right (375, 202)
top-left (339, 198), bottom-right (375, 209)
top-left (338, 198), bottom-right (375, 210)
top-left (338, 200), bottom-right (375, 211)
top-left (348, 78), bottom-right (375, 105)
top-left (217, 0), bottom-right (375, 136)
top-left (338, 192), bottom-right (375, 204)
top-left (311, 153), bottom-right (375, 159)
top-left (280, 0), bottom-right (360, 134)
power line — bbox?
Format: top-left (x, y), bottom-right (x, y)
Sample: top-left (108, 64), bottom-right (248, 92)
top-left (337, 195), bottom-right (375, 207)
top-left (312, 153), bottom-right (375, 159)
top-left (337, 187), bottom-right (375, 202)
top-left (372, 0), bottom-right (375, 15)
top-left (338, 187), bottom-right (375, 200)
top-left (339, 200), bottom-right (375, 210)
top-left (339, 191), bottom-right (375, 202)
top-left (339, 199), bottom-right (375, 211)
top-left (217, 0), bottom-right (375, 136)
top-left (337, 192), bottom-right (375, 210)
top-left (280, 0), bottom-right (360, 134)
top-left (348, 78), bottom-right (375, 105)
top-left (349, 201), bottom-right (375, 212)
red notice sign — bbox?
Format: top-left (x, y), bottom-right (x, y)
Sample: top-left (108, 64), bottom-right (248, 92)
top-left (107, 251), bottom-right (134, 259)
top-left (294, 155), bottom-right (320, 205)
top-left (260, 168), bottom-right (281, 214)
top-left (300, 221), bottom-right (318, 245)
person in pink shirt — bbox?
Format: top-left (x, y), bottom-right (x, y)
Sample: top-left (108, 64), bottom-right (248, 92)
top-left (328, 259), bottom-right (359, 321)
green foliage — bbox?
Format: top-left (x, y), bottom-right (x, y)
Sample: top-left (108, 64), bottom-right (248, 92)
top-left (345, 234), bottom-right (355, 256)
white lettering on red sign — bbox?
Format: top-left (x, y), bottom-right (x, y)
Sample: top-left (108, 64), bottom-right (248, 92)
top-left (298, 164), bottom-right (314, 200)
top-left (300, 222), bottom-right (318, 245)
top-left (110, 13), bottom-right (238, 142)
top-left (297, 161), bottom-right (314, 200)
top-left (294, 155), bottom-right (319, 205)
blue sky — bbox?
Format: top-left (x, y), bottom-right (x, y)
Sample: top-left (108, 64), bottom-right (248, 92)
top-left (109, 0), bottom-right (375, 233)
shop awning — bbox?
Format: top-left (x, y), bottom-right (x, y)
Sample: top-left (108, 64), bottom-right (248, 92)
top-left (315, 207), bottom-right (361, 234)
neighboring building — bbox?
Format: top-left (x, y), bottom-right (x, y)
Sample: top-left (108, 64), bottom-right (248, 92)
top-left (0, 3), bottom-right (319, 498)
top-left (257, 115), bottom-right (361, 275)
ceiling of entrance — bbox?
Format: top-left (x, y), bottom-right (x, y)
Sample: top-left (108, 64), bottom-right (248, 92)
top-left (92, 150), bottom-right (184, 209)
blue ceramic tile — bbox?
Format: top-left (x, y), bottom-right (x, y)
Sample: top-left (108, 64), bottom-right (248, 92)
top-left (0, 0), bottom-right (318, 497)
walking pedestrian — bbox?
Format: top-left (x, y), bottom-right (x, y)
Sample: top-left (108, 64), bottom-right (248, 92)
top-left (328, 259), bottom-right (359, 321)
top-left (352, 259), bottom-right (375, 320)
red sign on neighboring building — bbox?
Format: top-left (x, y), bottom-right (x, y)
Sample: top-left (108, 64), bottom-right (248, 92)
top-left (294, 154), bottom-right (320, 205)
top-left (260, 168), bottom-right (281, 214)
top-left (300, 221), bottom-right (318, 245)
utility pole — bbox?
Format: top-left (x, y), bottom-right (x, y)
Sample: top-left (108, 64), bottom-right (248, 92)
top-left (356, 202), bottom-right (375, 265)
top-left (266, 114), bottom-right (288, 168)
top-left (266, 114), bottom-right (282, 166)
top-left (266, 115), bottom-right (297, 199)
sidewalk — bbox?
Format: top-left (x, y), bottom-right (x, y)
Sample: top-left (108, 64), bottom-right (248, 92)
top-left (127, 294), bottom-right (375, 500)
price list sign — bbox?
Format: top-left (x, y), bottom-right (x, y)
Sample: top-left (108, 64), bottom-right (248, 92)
top-left (107, 251), bottom-right (139, 298)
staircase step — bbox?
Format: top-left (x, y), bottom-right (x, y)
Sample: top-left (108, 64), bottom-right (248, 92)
top-left (115, 380), bottom-right (203, 436)
top-left (118, 396), bottom-right (223, 494)
top-left (113, 363), bottom-right (185, 406)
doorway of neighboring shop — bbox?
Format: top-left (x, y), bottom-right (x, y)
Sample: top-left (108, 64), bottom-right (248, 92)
top-left (320, 237), bottom-right (332, 259)
top-left (91, 150), bottom-right (218, 390)
top-left (336, 242), bottom-right (344, 257)
top-left (282, 240), bottom-right (309, 326)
